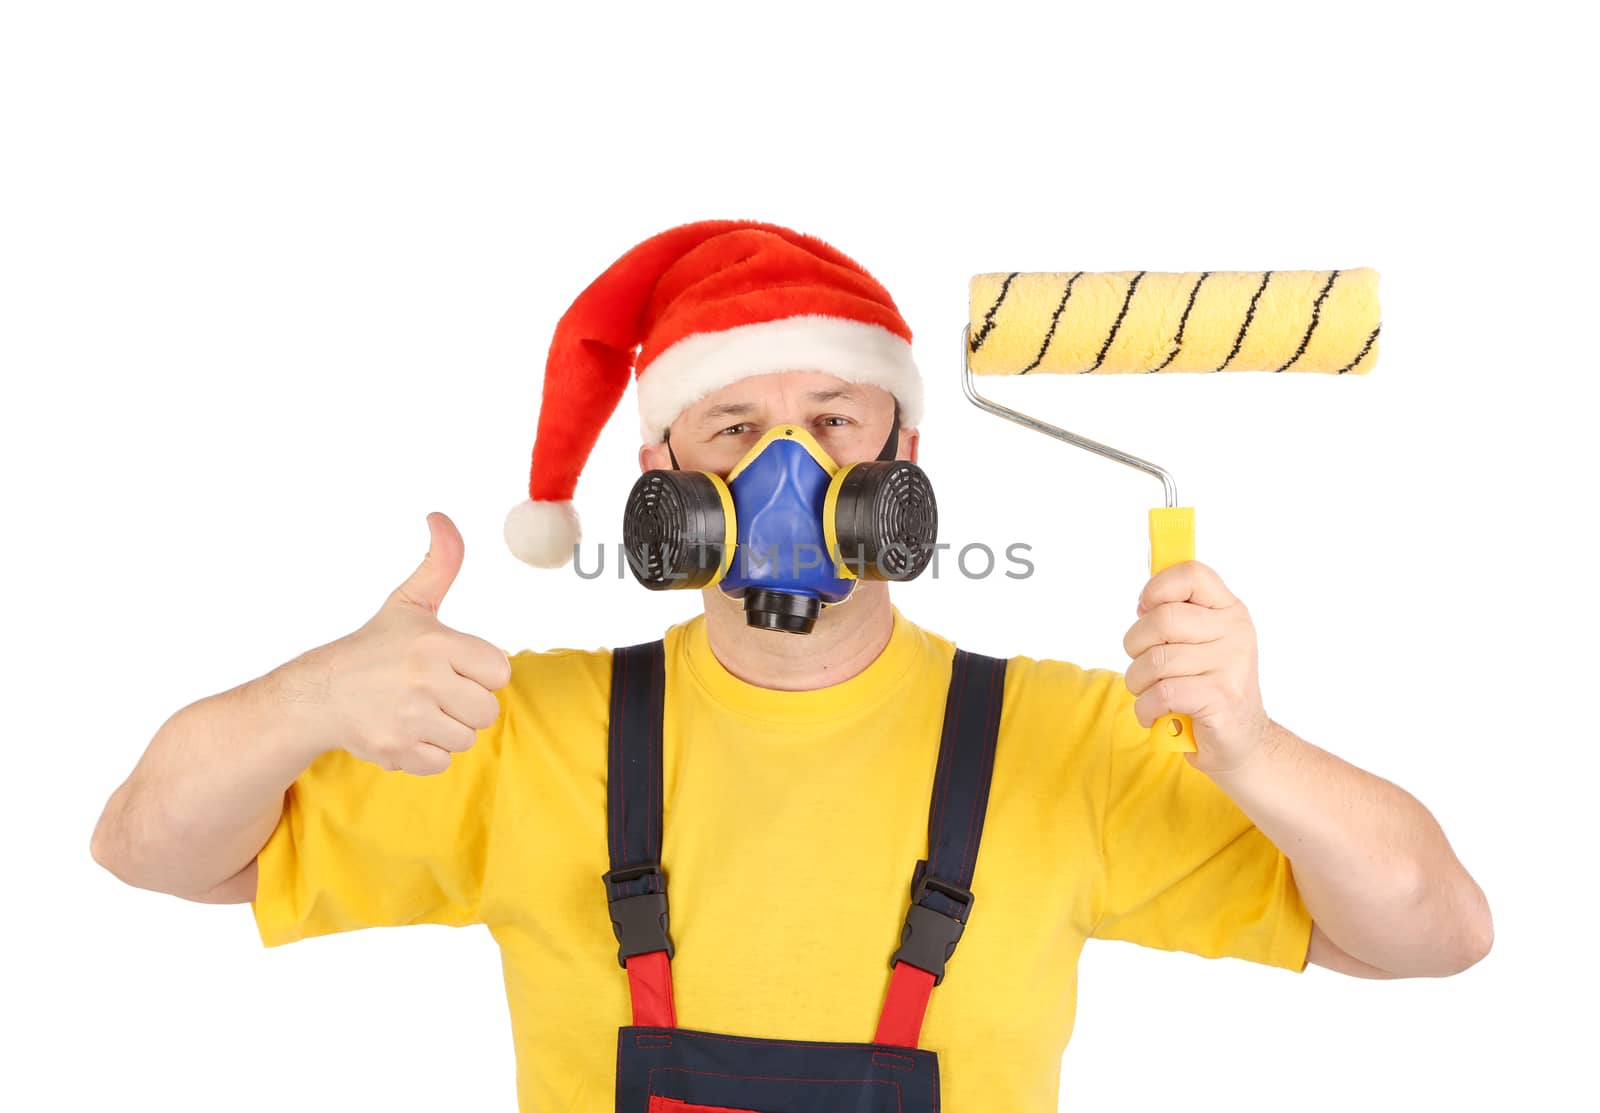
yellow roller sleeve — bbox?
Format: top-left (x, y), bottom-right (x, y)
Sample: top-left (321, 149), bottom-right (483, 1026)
top-left (968, 269), bottom-right (1380, 376)
top-left (1148, 506), bottom-right (1198, 753)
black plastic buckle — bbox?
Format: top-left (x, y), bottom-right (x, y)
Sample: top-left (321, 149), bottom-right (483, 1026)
top-left (601, 863), bottom-right (675, 969)
top-left (890, 872), bottom-right (975, 986)
top-left (913, 874), bottom-right (975, 914)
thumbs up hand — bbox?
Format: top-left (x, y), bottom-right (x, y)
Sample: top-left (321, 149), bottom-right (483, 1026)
top-left (311, 512), bottom-right (514, 775)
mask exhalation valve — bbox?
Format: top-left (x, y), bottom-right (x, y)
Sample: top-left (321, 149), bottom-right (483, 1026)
top-left (742, 587), bottom-right (822, 634)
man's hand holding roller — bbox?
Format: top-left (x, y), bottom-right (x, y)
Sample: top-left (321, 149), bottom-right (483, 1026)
top-left (1122, 560), bottom-right (1271, 776)
top-left (1120, 559), bottom-right (1493, 979)
top-left (90, 512), bottom-right (512, 902)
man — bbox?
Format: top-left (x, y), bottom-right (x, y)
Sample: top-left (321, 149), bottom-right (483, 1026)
top-left (92, 219), bottom-right (1491, 1112)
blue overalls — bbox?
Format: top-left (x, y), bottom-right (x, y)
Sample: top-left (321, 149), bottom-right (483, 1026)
top-left (603, 638), bottom-right (1008, 1112)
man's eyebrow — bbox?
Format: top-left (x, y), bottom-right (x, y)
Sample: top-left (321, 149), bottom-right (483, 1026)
top-left (804, 388), bottom-right (863, 404)
top-left (696, 401), bottom-right (762, 423)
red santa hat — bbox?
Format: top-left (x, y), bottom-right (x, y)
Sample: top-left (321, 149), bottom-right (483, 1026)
top-left (504, 218), bottom-right (925, 568)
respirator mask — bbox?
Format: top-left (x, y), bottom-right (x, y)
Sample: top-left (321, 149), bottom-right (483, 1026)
top-left (621, 408), bottom-right (937, 634)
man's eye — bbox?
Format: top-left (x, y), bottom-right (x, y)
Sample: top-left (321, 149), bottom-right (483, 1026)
top-left (818, 415), bottom-right (851, 427)
top-left (718, 423), bottom-right (753, 436)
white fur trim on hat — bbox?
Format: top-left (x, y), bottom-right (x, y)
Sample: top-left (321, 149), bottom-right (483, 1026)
top-left (504, 498), bottom-right (581, 568)
top-left (635, 315), bottom-right (923, 443)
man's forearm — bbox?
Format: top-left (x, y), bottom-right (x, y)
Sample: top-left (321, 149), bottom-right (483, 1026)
top-left (91, 651), bottom-right (337, 899)
top-left (1207, 720), bottom-right (1492, 977)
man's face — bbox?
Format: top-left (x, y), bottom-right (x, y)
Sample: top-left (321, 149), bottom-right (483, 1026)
top-left (637, 371), bottom-right (917, 478)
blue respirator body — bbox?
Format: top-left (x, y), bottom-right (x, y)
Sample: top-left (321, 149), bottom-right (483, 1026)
top-left (621, 414), bottom-right (937, 634)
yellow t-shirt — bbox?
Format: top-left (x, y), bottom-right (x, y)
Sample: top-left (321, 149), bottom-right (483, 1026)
top-left (253, 603), bottom-right (1312, 1112)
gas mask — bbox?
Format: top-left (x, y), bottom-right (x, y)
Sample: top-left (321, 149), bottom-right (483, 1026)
top-left (621, 409), bottom-right (937, 634)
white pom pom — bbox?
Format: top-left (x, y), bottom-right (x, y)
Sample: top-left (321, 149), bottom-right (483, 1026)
top-left (504, 499), bottom-right (581, 568)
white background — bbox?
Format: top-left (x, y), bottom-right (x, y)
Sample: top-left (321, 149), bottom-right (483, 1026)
top-left (4, 1), bottom-right (1593, 1109)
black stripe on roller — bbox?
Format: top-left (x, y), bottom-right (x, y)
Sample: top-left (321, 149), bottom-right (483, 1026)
top-left (1148, 271), bottom-right (1210, 373)
top-left (1084, 271), bottom-right (1146, 373)
top-left (1214, 271), bottom-right (1273, 372)
top-left (1336, 325), bottom-right (1380, 373)
top-left (968, 272), bottom-right (1017, 354)
top-left (1019, 272), bottom-right (1083, 375)
top-left (1274, 270), bottom-right (1340, 372)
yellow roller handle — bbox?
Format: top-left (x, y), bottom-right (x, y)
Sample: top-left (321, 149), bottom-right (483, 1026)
top-left (1148, 507), bottom-right (1198, 753)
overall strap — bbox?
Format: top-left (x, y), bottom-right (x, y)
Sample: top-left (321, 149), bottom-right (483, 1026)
top-left (875, 647), bottom-right (1008, 1048)
top-left (602, 639), bottom-right (677, 1028)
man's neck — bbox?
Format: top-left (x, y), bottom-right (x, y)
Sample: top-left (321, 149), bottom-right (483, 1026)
top-left (699, 584), bottom-right (895, 692)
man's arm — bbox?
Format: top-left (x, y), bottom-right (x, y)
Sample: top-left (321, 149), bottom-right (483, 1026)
top-left (1306, 922), bottom-right (1402, 979)
top-left (192, 861), bottom-right (262, 905)
top-left (1210, 720), bottom-right (1492, 978)
top-left (91, 511), bottom-right (511, 903)
top-left (90, 657), bottom-right (332, 901)
top-left (1123, 560), bottom-right (1492, 979)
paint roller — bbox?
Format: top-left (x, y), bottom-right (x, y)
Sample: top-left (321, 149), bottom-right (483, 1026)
top-left (962, 269), bottom-right (1380, 752)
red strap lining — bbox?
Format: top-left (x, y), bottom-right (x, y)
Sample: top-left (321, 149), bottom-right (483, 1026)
top-left (873, 961), bottom-right (935, 1047)
top-left (626, 948), bottom-right (677, 1028)
top-left (649, 1098), bottom-right (767, 1113)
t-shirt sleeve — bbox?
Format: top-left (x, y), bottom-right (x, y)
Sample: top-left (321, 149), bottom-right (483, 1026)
top-left (250, 681), bottom-right (512, 947)
top-left (1089, 676), bottom-right (1313, 972)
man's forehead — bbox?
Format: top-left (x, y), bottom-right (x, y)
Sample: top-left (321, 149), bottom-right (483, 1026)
top-left (685, 374), bottom-right (889, 421)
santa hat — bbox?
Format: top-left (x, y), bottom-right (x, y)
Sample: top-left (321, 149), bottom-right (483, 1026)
top-left (504, 218), bottom-right (925, 568)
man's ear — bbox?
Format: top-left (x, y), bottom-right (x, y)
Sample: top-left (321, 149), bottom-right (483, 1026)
top-left (903, 426), bottom-right (920, 464)
top-left (639, 442), bottom-right (665, 473)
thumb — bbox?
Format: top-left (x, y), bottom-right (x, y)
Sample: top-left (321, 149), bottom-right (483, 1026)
top-left (388, 511), bottom-right (465, 615)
